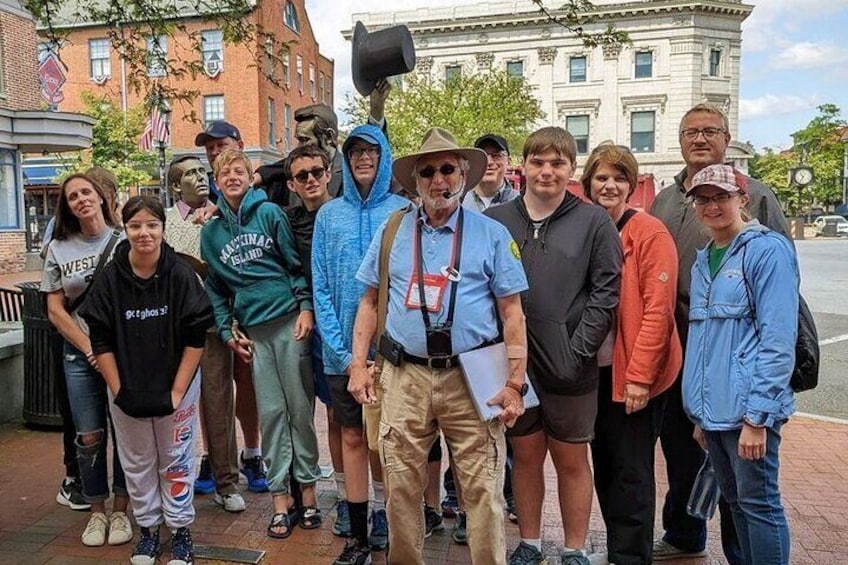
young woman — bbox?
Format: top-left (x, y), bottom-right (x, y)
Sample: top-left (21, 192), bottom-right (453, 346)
top-left (40, 173), bottom-right (132, 548)
top-left (80, 195), bottom-right (214, 565)
top-left (684, 164), bottom-right (797, 565)
top-left (200, 148), bottom-right (320, 539)
top-left (582, 143), bottom-right (682, 565)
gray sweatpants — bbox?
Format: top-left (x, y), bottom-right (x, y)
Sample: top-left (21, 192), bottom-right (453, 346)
top-left (248, 312), bottom-right (320, 494)
top-left (110, 374), bottom-right (201, 529)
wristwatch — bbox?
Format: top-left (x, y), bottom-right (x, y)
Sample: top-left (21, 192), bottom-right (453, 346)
top-left (505, 380), bottom-right (529, 397)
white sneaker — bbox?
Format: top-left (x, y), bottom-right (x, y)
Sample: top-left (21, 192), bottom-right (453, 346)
top-left (108, 511), bottom-right (133, 545)
top-left (587, 552), bottom-right (610, 565)
top-left (81, 512), bottom-right (108, 546)
top-left (214, 492), bottom-right (246, 513)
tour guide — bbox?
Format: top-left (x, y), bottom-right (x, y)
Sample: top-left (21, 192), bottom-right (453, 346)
top-left (349, 127), bottom-right (530, 565)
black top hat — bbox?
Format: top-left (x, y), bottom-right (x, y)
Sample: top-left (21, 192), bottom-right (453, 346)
top-left (352, 21), bottom-right (416, 97)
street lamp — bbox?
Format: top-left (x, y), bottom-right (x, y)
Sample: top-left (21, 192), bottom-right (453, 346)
top-left (157, 101), bottom-right (172, 207)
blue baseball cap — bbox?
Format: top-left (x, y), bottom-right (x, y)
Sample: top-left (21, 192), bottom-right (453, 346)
top-left (194, 120), bottom-right (241, 146)
top-left (342, 130), bottom-right (381, 155)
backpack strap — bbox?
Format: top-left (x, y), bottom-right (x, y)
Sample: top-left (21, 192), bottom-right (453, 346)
top-left (376, 206), bottom-right (412, 347)
top-left (740, 243), bottom-right (761, 339)
top-left (69, 228), bottom-right (122, 312)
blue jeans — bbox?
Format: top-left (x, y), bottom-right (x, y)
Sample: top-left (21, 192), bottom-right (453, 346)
top-left (705, 424), bottom-right (790, 565)
top-left (64, 342), bottom-right (127, 503)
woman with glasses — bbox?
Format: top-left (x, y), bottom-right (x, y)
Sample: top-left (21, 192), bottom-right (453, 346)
top-left (80, 195), bottom-right (214, 565)
top-left (41, 173), bottom-right (133, 549)
top-left (683, 164), bottom-right (796, 565)
top-left (200, 148), bottom-right (320, 540)
top-left (582, 143), bottom-right (682, 565)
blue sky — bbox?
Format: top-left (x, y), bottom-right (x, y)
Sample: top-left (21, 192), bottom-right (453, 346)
top-left (307, 0), bottom-right (848, 152)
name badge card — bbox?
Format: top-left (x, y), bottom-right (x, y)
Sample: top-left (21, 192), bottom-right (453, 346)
top-left (405, 274), bottom-right (447, 313)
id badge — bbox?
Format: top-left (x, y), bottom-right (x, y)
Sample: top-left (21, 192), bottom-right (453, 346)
top-left (405, 274), bottom-right (447, 313)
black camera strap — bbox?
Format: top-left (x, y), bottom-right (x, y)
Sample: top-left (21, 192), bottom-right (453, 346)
top-left (415, 207), bottom-right (464, 331)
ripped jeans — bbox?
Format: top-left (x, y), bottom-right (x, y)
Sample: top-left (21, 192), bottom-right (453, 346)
top-left (64, 342), bottom-right (127, 503)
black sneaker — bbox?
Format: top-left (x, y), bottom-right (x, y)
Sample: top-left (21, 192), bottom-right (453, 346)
top-left (333, 539), bottom-right (372, 565)
top-left (240, 454), bottom-right (269, 493)
top-left (440, 493), bottom-right (459, 518)
top-left (56, 477), bottom-right (91, 511)
top-left (505, 493), bottom-right (518, 523)
top-left (452, 511), bottom-right (467, 545)
top-left (168, 527), bottom-right (194, 565)
top-left (424, 505), bottom-right (444, 538)
top-left (130, 526), bottom-right (161, 565)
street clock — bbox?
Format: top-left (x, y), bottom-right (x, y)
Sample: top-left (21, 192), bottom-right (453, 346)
top-left (791, 166), bottom-right (814, 187)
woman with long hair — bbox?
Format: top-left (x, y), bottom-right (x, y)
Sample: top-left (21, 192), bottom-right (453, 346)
top-left (582, 143), bottom-right (682, 565)
top-left (684, 164), bottom-right (796, 564)
top-left (81, 195), bottom-right (214, 565)
top-left (40, 173), bottom-right (131, 548)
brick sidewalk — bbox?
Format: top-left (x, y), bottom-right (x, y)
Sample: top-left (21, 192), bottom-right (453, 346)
top-left (0, 406), bottom-right (845, 564)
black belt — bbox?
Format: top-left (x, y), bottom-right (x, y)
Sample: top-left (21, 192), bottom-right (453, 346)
top-left (401, 338), bottom-right (502, 370)
top-left (403, 352), bottom-right (459, 369)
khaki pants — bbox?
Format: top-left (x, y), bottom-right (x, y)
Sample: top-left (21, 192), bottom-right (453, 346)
top-left (199, 333), bottom-right (239, 495)
top-left (379, 362), bottom-right (506, 565)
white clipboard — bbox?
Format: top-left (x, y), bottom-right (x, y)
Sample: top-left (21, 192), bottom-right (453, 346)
top-left (458, 342), bottom-right (540, 421)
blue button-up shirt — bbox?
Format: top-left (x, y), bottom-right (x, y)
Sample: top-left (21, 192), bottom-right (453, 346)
top-left (357, 205), bottom-right (528, 357)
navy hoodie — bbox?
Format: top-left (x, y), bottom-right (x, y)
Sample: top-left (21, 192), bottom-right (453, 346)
top-left (80, 240), bottom-right (214, 418)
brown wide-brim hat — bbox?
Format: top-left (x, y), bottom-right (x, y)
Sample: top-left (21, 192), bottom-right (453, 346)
top-left (392, 127), bottom-right (488, 194)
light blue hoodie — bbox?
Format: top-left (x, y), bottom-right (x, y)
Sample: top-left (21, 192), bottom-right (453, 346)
top-left (683, 222), bottom-right (797, 431)
top-left (311, 125), bottom-right (409, 374)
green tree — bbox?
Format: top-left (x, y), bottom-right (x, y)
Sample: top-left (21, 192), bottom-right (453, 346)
top-left (343, 71), bottom-right (545, 158)
top-left (26, 0), bottom-right (627, 108)
top-left (61, 91), bottom-right (157, 194)
top-left (749, 104), bottom-right (846, 215)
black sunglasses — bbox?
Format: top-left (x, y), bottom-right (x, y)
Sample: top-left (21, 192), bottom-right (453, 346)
top-left (292, 167), bottom-right (326, 183)
top-left (418, 164), bottom-right (457, 179)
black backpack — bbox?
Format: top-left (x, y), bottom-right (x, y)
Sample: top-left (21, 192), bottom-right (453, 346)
top-left (741, 244), bottom-right (819, 392)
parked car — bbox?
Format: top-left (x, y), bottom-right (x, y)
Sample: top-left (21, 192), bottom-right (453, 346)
top-left (812, 215), bottom-right (848, 237)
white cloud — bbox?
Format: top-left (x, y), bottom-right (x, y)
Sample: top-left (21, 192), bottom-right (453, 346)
top-left (739, 94), bottom-right (819, 120)
top-left (742, 0), bottom-right (848, 52)
top-left (769, 41), bottom-right (848, 69)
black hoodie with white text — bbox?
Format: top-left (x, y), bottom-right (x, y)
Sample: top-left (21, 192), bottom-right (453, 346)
top-left (80, 239), bottom-right (214, 418)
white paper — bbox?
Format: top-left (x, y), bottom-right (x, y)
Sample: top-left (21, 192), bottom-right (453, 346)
top-left (458, 342), bottom-right (540, 421)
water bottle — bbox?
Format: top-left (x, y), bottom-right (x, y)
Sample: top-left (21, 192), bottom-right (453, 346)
top-left (687, 453), bottom-right (720, 520)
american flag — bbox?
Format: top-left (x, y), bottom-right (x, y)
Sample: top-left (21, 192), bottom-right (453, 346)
top-left (139, 99), bottom-right (170, 151)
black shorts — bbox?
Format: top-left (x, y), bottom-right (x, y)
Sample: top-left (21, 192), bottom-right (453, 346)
top-left (507, 384), bottom-right (598, 443)
top-left (327, 374), bottom-right (363, 428)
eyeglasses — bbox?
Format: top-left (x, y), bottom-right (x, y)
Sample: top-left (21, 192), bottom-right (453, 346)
top-left (691, 193), bottom-right (736, 206)
top-left (292, 167), bottom-right (326, 183)
top-left (680, 127), bottom-right (726, 141)
top-left (417, 164), bottom-right (458, 179)
top-left (348, 146), bottom-right (380, 160)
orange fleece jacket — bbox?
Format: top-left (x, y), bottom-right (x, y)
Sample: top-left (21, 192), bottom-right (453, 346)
top-left (611, 209), bottom-right (682, 402)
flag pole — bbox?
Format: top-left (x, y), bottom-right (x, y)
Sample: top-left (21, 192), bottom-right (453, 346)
top-left (157, 99), bottom-right (172, 207)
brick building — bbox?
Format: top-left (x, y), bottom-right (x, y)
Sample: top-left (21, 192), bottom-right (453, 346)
top-left (42, 0), bottom-right (334, 166)
top-left (0, 0), bottom-right (93, 274)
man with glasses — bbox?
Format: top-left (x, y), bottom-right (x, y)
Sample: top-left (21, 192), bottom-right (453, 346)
top-left (650, 103), bottom-right (789, 564)
top-left (312, 125), bottom-right (408, 565)
top-left (350, 127), bottom-right (529, 565)
top-left (462, 134), bottom-right (518, 213)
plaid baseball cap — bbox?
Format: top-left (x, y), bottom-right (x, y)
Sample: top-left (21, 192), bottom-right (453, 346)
top-left (686, 164), bottom-right (743, 195)
top-left (194, 121), bottom-right (241, 146)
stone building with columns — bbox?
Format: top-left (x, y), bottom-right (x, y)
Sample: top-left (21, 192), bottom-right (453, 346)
top-left (349, 0), bottom-right (755, 187)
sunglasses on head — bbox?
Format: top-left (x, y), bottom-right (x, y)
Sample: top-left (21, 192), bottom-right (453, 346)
top-left (292, 167), bottom-right (326, 183)
top-left (418, 164), bottom-right (457, 179)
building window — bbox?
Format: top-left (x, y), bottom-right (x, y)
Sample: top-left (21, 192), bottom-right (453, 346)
top-left (565, 115), bottom-right (590, 155)
top-left (319, 72), bottom-right (325, 103)
top-left (201, 30), bottom-right (224, 74)
top-left (325, 80), bottom-right (332, 105)
top-left (569, 56), bottom-right (586, 83)
top-left (146, 35), bottom-right (167, 77)
top-left (296, 55), bottom-right (303, 93)
top-left (506, 60), bottom-right (523, 79)
top-left (630, 111), bottom-right (655, 153)
top-left (309, 64), bottom-right (316, 100)
top-left (284, 104), bottom-right (292, 152)
top-left (203, 95), bottom-right (225, 124)
top-left (0, 150), bottom-right (20, 230)
top-left (709, 49), bottom-right (721, 77)
top-left (284, 2), bottom-right (300, 32)
top-left (268, 98), bottom-right (277, 147)
top-left (445, 65), bottom-right (461, 83)
top-left (635, 51), bottom-right (652, 78)
top-left (281, 47), bottom-right (290, 87)
top-left (89, 38), bottom-right (110, 79)
top-left (0, 40), bottom-right (4, 95)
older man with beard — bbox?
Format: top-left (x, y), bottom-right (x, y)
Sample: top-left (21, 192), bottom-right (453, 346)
top-left (349, 127), bottom-right (530, 565)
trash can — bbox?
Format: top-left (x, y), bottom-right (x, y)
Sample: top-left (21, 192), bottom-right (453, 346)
top-left (16, 281), bottom-right (62, 428)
